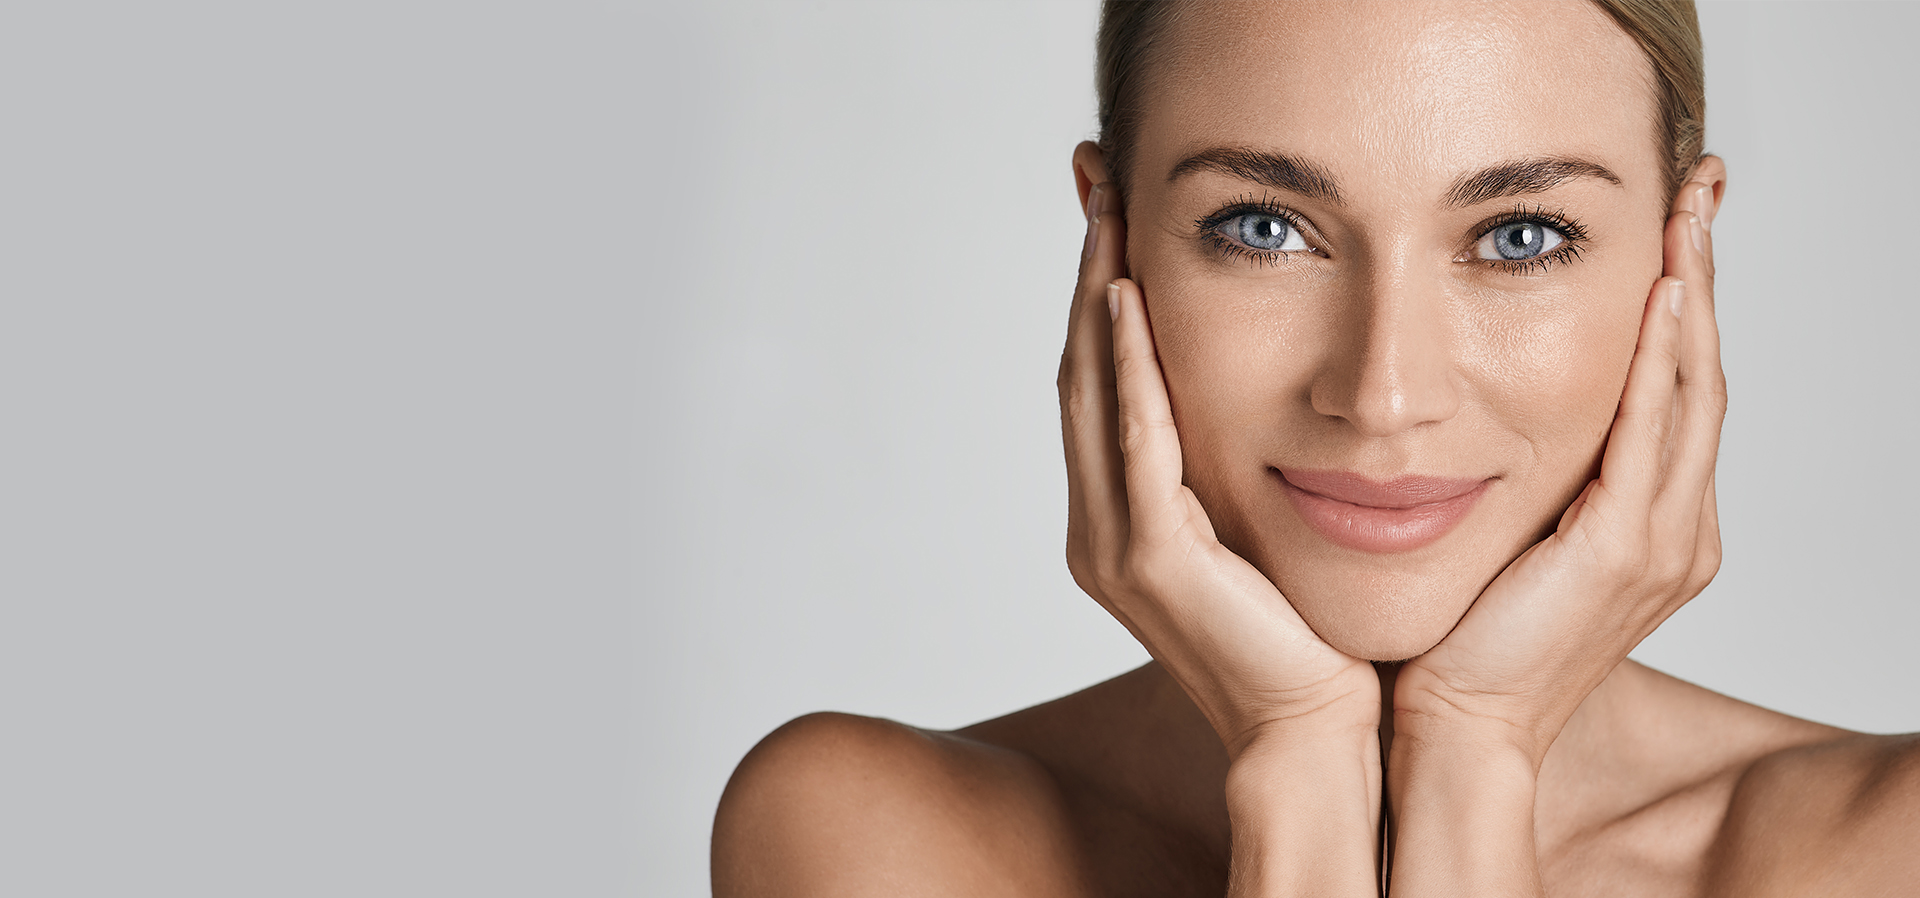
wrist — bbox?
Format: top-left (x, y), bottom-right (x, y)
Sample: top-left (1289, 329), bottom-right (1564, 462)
top-left (1224, 722), bottom-right (1383, 898)
top-left (1226, 717), bottom-right (1380, 797)
top-left (1384, 733), bottom-right (1542, 896)
top-left (1216, 665), bottom-right (1382, 763)
top-left (1388, 722), bottom-right (1539, 789)
top-left (1391, 702), bottom-right (1554, 771)
top-left (1390, 664), bottom-right (1579, 765)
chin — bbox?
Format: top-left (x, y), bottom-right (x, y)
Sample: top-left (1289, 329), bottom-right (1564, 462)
top-left (1286, 576), bottom-right (1478, 662)
top-left (1233, 532), bottom-right (1513, 663)
top-left (1200, 469), bottom-right (1562, 663)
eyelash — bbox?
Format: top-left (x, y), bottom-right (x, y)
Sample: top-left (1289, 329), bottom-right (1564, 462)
top-left (1192, 199), bottom-right (1592, 275)
top-left (1193, 194), bottom-right (1310, 267)
top-left (1474, 204), bottom-right (1590, 275)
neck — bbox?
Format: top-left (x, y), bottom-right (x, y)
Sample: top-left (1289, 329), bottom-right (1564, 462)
top-left (1373, 661), bottom-right (1400, 759)
top-left (1373, 661), bottom-right (1400, 886)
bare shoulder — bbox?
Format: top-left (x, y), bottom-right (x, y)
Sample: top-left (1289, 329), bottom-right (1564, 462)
top-left (711, 711), bottom-right (1093, 898)
top-left (1547, 663), bottom-right (1911, 895)
top-left (1705, 731), bottom-right (1920, 896)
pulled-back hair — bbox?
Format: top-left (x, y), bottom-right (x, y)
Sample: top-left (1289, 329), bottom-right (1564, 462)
top-left (1094, 1), bottom-right (1706, 200)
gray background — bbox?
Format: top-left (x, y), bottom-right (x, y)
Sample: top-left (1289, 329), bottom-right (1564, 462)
top-left (3, 2), bottom-right (1914, 897)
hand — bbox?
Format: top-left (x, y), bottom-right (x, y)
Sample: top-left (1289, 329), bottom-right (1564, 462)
top-left (1393, 172), bottom-right (1729, 761)
top-left (1060, 181), bottom-right (1378, 758)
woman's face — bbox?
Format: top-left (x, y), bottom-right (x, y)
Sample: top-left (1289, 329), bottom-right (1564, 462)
top-left (1117, 1), bottom-right (1676, 661)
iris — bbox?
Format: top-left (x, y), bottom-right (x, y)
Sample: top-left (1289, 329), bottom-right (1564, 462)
top-left (1231, 213), bottom-right (1306, 252)
top-left (1483, 221), bottom-right (1564, 260)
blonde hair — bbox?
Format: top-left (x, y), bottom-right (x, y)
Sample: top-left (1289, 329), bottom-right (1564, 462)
top-left (1095, 0), bottom-right (1706, 199)
top-left (1590, 0), bottom-right (1707, 197)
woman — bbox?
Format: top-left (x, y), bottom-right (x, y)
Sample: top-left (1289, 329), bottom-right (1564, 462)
top-left (712, 1), bottom-right (1919, 894)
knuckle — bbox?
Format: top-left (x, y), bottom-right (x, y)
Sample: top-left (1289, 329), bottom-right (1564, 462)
top-left (1653, 341), bottom-right (1682, 371)
top-left (1092, 550), bottom-right (1129, 592)
top-left (1694, 527), bottom-right (1724, 579)
top-left (1117, 549), bottom-right (1161, 590)
top-left (1066, 555), bottom-right (1095, 593)
top-left (1607, 537), bottom-right (1655, 586)
top-left (1696, 552), bottom-right (1723, 592)
top-left (1063, 376), bottom-right (1099, 429)
top-left (1702, 380), bottom-right (1730, 418)
top-left (1652, 548), bottom-right (1692, 589)
top-left (1690, 554), bottom-right (1722, 595)
top-left (1066, 530), bottom-right (1096, 573)
top-left (1117, 413), bottom-right (1153, 456)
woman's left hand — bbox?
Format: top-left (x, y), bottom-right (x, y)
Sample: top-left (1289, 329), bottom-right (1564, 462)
top-left (1393, 176), bottom-right (1728, 763)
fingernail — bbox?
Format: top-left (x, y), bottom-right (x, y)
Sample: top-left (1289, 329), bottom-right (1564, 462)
top-left (1695, 185), bottom-right (1714, 232)
top-left (1107, 283), bottom-right (1120, 321)
top-left (1082, 213), bottom-right (1100, 260)
top-left (1086, 183), bottom-right (1105, 221)
top-left (1669, 280), bottom-right (1686, 318)
top-left (1689, 214), bottom-right (1705, 254)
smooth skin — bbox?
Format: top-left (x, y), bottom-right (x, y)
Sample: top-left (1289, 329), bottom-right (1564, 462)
top-left (713, 3), bottom-right (1920, 895)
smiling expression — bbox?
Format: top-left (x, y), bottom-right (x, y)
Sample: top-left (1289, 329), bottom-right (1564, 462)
top-left (1117, 1), bottom-right (1676, 660)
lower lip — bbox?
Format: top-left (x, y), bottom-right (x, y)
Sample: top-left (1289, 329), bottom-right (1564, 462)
top-left (1276, 472), bottom-right (1490, 554)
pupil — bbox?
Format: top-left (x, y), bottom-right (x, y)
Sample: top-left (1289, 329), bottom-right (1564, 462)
top-left (1240, 215), bottom-right (1289, 249)
top-left (1502, 223), bottom-right (1539, 259)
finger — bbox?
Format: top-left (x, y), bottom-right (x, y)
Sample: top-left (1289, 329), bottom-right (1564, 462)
top-left (1653, 210), bottom-right (1727, 521)
top-left (1694, 472), bottom-right (1721, 584)
top-left (1555, 479), bottom-right (1598, 532)
top-left (1059, 184), bottom-right (1130, 549)
top-left (1593, 274), bottom-right (1685, 513)
top-left (1108, 276), bottom-right (1188, 537)
top-left (1682, 180), bottom-right (1717, 288)
top-left (1674, 182), bottom-right (1716, 304)
top-left (1652, 471), bottom-right (1722, 627)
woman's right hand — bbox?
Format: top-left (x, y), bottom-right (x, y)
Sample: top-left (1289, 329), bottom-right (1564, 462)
top-left (1059, 181), bottom-right (1378, 760)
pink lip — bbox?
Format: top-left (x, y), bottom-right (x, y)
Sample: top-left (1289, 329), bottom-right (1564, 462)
top-left (1275, 469), bottom-right (1491, 553)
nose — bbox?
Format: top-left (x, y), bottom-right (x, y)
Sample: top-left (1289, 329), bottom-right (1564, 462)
top-left (1308, 274), bottom-right (1461, 438)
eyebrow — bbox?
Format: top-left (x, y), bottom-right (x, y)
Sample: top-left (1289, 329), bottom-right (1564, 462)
top-left (1442, 156), bottom-right (1623, 208)
top-left (1167, 147), bottom-right (1623, 209)
top-left (1167, 147), bottom-right (1344, 205)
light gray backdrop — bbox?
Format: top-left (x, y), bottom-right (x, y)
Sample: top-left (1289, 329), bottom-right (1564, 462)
top-left (3, 2), bottom-right (1914, 898)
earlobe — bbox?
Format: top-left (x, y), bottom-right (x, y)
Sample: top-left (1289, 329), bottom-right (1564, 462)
top-left (1073, 140), bottom-right (1113, 217)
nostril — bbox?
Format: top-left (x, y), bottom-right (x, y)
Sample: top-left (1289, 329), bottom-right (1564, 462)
top-left (1309, 355), bottom-right (1461, 437)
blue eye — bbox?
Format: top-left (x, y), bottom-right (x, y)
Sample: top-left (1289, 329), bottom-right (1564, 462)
top-left (1224, 213), bottom-right (1308, 253)
top-left (1476, 220), bottom-right (1566, 261)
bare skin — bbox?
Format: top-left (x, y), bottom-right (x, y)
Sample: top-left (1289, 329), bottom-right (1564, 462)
top-left (715, 661), bottom-right (1912, 897)
top-left (713, 3), bottom-right (1920, 894)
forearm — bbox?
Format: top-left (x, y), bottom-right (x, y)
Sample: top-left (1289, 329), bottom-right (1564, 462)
top-left (1385, 723), bottom-right (1542, 897)
top-left (1224, 725), bottom-right (1383, 898)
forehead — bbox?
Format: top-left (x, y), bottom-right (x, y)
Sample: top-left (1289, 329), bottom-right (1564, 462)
top-left (1138, 0), bottom-right (1663, 201)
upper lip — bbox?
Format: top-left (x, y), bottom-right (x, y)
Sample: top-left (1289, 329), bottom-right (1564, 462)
top-left (1277, 469), bottom-right (1490, 509)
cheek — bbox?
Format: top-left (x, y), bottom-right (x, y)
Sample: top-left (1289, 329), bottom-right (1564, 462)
top-left (1127, 225), bottom-right (1334, 425)
top-left (1132, 218), bottom-right (1664, 511)
top-left (1466, 270), bottom-right (1654, 506)
top-left (1135, 267), bottom-right (1313, 454)
top-left (1477, 305), bottom-right (1631, 439)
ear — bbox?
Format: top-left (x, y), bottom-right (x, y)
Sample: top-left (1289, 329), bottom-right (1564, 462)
top-left (1072, 140), bottom-right (1113, 217)
top-left (1683, 155), bottom-right (1727, 229)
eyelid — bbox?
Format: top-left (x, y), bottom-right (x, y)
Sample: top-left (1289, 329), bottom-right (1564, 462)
top-left (1467, 204), bottom-right (1589, 244)
top-left (1193, 198), bottom-right (1590, 274)
top-left (1195, 200), bottom-right (1310, 233)
top-left (1193, 197), bottom-right (1325, 255)
top-left (1460, 204), bottom-right (1589, 274)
